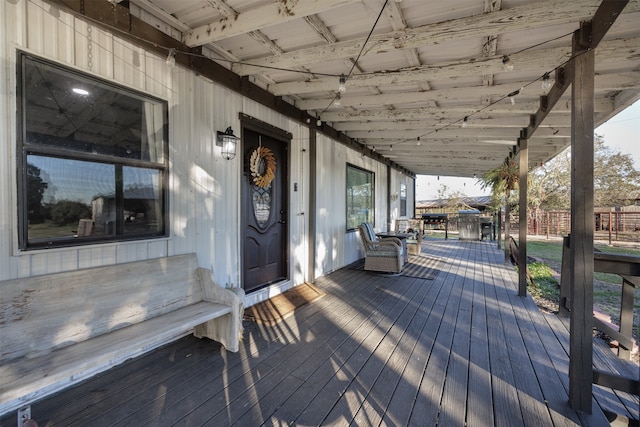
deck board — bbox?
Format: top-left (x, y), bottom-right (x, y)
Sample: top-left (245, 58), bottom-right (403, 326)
top-left (1, 239), bottom-right (637, 427)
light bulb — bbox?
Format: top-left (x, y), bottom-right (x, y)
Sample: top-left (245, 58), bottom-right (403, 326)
top-left (316, 118), bottom-right (322, 126)
top-left (416, 137), bottom-right (421, 146)
top-left (333, 93), bottom-right (341, 107)
top-left (166, 48), bottom-right (176, 67)
top-left (338, 74), bottom-right (346, 93)
top-left (389, 145), bottom-right (393, 152)
top-left (541, 73), bottom-right (553, 91)
top-left (462, 116), bottom-right (469, 128)
top-left (510, 96), bottom-right (516, 105)
top-left (502, 55), bottom-right (513, 72)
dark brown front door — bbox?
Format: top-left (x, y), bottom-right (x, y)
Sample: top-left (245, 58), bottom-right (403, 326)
top-left (242, 128), bottom-right (288, 293)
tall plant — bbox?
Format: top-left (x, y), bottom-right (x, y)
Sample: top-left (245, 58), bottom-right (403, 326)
top-left (480, 157), bottom-right (519, 263)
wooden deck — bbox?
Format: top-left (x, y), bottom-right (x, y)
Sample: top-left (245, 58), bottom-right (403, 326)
top-left (2, 239), bottom-right (638, 426)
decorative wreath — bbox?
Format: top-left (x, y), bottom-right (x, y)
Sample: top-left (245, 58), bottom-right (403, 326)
top-left (250, 146), bottom-right (277, 188)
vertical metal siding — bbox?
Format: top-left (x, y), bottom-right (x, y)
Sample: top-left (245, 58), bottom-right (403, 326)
top-left (0, 0), bottom-right (394, 287)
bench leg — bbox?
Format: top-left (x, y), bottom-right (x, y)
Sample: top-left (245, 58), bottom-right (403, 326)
top-left (194, 313), bottom-right (242, 352)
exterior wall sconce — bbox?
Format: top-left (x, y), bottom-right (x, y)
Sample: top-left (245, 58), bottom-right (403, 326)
top-left (216, 126), bottom-right (239, 160)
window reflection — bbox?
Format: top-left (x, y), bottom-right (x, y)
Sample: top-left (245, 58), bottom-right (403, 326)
top-left (18, 53), bottom-right (168, 249)
top-left (26, 156), bottom-right (114, 242)
top-left (122, 167), bottom-right (162, 234)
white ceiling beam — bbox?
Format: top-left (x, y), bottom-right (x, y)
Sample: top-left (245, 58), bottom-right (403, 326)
top-left (234, 0), bottom-right (628, 75)
top-left (349, 127), bottom-right (569, 140)
top-left (481, 0), bottom-right (502, 87)
top-left (298, 72), bottom-right (638, 110)
top-left (183, 0), bottom-right (360, 46)
top-left (320, 98), bottom-right (614, 122)
top-left (270, 38), bottom-right (636, 96)
top-left (333, 116), bottom-right (572, 132)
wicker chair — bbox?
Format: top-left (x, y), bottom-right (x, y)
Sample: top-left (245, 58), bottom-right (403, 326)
top-left (358, 223), bottom-right (405, 273)
top-left (395, 218), bottom-right (423, 256)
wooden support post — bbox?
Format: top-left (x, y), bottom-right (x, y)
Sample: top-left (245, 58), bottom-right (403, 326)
top-left (518, 138), bottom-right (528, 296)
top-left (546, 211), bottom-right (550, 240)
top-left (608, 211), bottom-right (612, 246)
top-left (497, 208), bottom-right (502, 249)
top-left (568, 26), bottom-right (595, 414)
top-left (308, 129), bottom-right (317, 282)
top-left (559, 235), bottom-right (571, 318)
top-left (618, 277), bottom-right (634, 360)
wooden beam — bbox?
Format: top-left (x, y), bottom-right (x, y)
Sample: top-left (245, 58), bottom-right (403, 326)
top-left (568, 27), bottom-right (595, 413)
top-left (518, 138), bottom-right (528, 296)
top-left (296, 72), bottom-right (637, 110)
top-left (321, 98), bottom-right (614, 122)
top-left (234, 0), bottom-right (639, 75)
top-left (183, 0), bottom-right (360, 46)
top-left (592, 370), bottom-right (639, 395)
top-left (345, 127), bottom-right (569, 140)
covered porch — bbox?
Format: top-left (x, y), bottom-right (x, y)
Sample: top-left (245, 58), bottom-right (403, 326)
top-left (3, 239), bottom-right (636, 426)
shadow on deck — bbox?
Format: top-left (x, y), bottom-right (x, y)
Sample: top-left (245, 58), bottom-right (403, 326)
top-left (1, 239), bottom-right (637, 426)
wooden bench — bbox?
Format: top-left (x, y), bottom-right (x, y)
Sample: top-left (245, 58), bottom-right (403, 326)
top-left (0, 253), bottom-right (244, 417)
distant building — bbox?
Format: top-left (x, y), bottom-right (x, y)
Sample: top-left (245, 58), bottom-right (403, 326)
top-left (416, 195), bottom-right (492, 215)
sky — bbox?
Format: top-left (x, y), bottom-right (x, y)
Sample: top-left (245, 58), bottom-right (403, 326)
top-left (415, 99), bottom-right (640, 201)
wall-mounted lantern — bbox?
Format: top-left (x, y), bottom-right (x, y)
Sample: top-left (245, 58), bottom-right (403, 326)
top-left (216, 126), bottom-right (239, 160)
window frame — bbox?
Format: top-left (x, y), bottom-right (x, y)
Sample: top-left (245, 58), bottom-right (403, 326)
top-left (16, 52), bottom-right (170, 250)
top-left (400, 182), bottom-right (407, 217)
top-left (346, 163), bottom-right (375, 231)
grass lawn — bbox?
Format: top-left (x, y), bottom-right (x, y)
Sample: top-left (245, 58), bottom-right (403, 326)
top-left (522, 237), bottom-right (640, 356)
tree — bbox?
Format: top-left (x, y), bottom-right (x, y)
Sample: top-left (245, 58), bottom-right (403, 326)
top-left (480, 157), bottom-right (519, 263)
top-left (26, 163), bottom-right (48, 223)
top-left (593, 136), bottom-right (640, 207)
top-left (529, 135), bottom-right (640, 210)
top-left (436, 184), bottom-right (471, 211)
top-left (50, 200), bottom-right (91, 226)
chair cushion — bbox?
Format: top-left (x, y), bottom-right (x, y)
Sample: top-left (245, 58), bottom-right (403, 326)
top-left (362, 222), bottom-right (377, 243)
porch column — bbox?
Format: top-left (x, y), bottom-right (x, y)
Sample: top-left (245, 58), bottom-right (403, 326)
top-left (569, 26), bottom-right (595, 413)
top-left (308, 129), bottom-right (317, 282)
top-left (387, 165), bottom-right (392, 231)
top-left (518, 138), bottom-right (528, 297)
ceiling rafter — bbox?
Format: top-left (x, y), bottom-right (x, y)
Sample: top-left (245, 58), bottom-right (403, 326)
top-left (233, 0), bottom-right (625, 75)
top-left (184, 0), bottom-right (361, 46)
top-left (481, 0), bottom-right (502, 88)
top-left (296, 71), bottom-right (639, 110)
top-left (270, 37), bottom-right (636, 96)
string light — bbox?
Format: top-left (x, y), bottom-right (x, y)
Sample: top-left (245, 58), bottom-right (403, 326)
top-left (333, 93), bottom-right (341, 107)
top-left (338, 74), bottom-right (347, 93)
top-left (507, 88), bottom-right (520, 105)
top-left (389, 145), bottom-right (393, 151)
top-left (416, 136), bottom-right (421, 146)
top-left (502, 55), bottom-right (514, 72)
top-left (462, 116), bottom-right (469, 128)
top-left (166, 48), bottom-right (176, 67)
top-left (541, 72), bottom-right (553, 91)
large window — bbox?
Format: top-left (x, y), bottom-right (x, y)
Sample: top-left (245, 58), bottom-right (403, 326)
top-left (346, 164), bottom-right (374, 231)
top-left (17, 53), bottom-right (169, 249)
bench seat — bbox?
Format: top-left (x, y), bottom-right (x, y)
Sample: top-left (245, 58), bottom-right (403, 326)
top-left (0, 301), bottom-right (231, 414)
top-left (0, 253), bottom-right (244, 417)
